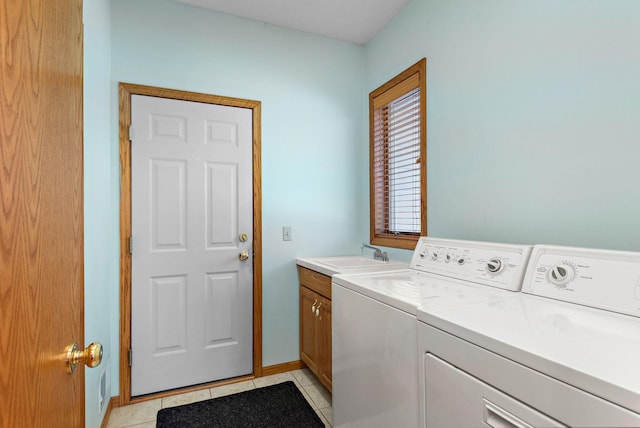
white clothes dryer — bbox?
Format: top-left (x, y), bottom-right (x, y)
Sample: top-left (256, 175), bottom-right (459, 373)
top-left (417, 245), bottom-right (640, 427)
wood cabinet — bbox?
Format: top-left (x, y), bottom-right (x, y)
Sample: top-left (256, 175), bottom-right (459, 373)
top-left (298, 266), bottom-right (332, 392)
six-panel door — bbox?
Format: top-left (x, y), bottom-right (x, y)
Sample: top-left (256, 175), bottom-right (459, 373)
top-left (130, 95), bottom-right (254, 395)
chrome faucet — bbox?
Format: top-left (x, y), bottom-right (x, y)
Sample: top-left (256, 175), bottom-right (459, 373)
top-left (361, 243), bottom-right (389, 262)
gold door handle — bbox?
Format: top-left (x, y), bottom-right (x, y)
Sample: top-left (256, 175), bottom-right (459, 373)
top-left (239, 251), bottom-right (249, 261)
top-left (239, 233), bottom-right (249, 242)
top-left (66, 342), bottom-right (103, 374)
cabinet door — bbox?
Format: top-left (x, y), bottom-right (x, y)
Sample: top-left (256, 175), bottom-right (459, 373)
top-left (300, 286), bottom-right (320, 374)
top-left (319, 297), bottom-right (332, 392)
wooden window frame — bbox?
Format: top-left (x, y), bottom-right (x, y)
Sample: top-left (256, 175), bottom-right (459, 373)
top-left (369, 58), bottom-right (427, 250)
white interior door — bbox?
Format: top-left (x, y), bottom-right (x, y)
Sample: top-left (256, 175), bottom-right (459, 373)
top-left (130, 95), bottom-right (253, 396)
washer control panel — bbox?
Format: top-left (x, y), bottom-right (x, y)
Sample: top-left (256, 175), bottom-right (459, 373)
top-left (410, 237), bottom-right (532, 291)
top-left (523, 245), bottom-right (640, 316)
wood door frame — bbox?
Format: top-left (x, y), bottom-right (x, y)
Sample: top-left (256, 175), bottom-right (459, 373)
top-left (118, 82), bottom-right (263, 405)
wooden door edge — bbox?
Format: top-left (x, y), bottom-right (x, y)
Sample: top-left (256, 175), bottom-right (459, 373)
top-left (118, 82), bottom-right (263, 404)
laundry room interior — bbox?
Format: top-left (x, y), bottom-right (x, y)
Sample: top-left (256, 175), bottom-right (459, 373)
top-left (80, 1), bottom-right (640, 426)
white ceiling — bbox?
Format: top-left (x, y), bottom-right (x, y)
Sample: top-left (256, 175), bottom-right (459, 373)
top-left (175, 0), bottom-right (411, 45)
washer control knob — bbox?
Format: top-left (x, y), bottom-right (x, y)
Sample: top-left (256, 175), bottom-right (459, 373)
top-left (486, 258), bottom-right (503, 274)
top-left (457, 257), bottom-right (466, 265)
top-left (445, 254), bottom-right (452, 263)
top-left (431, 252), bottom-right (439, 261)
top-left (547, 264), bottom-right (575, 287)
top-left (419, 245), bottom-right (429, 259)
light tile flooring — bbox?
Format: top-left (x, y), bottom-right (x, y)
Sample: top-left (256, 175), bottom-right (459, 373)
top-left (106, 369), bottom-right (333, 428)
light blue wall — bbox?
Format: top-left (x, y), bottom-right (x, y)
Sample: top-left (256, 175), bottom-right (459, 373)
top-left (110, 0), bottom-right (365, 368)
top-left (99, 0), bottom-right (640, 410)
top-left (365, 0), bottom-right (640, 252)
top-left (84, 0), bottom-right (116, 426)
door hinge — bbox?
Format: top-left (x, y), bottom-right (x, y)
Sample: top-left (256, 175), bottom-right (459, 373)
top-left (129, 236), bottom-right (133, 254)
top-left (128, 348), bottom-right (133, 367)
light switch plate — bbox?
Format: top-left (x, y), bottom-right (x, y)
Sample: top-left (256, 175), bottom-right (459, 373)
top-left (283, 226), bottom-right (292, 241)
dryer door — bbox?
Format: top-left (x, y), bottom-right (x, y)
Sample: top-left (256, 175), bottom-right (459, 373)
top-left (425, 353), bottom-right (565, 428)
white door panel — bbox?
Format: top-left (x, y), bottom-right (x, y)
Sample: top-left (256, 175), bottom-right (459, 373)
top-left (206, 163), bottom-right (237, 246)
top-left (153, 275), bottom-right (188, 353)
top-left (131, 95), bottom-right (253, 396)
top-left (151, 159), bottom-right (187, 250)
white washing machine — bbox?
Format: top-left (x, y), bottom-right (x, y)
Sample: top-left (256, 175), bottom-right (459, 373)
top-left (418, 244), bottom-right (640, 427)
top-left (332, 237), bottom-right (532, 428)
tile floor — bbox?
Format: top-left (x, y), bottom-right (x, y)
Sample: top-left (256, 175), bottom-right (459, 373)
top-left (106, 369), bottom-right (333, 428)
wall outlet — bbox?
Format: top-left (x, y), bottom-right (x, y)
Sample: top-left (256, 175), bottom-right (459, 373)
top-left (283, 226), bottom-right (292, 241)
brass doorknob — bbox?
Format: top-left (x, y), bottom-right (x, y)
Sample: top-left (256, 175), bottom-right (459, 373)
top-left (239, 251), bottom-right (249, 261)
top-left (239, 233), bottom-right (249, 242)
top-left (66, 342), bottom-right (103, 374)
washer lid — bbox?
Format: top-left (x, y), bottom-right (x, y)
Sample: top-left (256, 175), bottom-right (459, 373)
top-left (333, 270), bottom-right (514, 315)
top-left (418, 293), bottom-right (640, 414)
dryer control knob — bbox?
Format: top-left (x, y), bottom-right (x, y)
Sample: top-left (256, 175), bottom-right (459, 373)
top-left (486, 258), bottom-right (503, 274)
top-left (547, 264), bottom-right (575, 287)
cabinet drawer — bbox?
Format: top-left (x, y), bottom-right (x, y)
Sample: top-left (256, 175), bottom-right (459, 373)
top-left (297, 266), bottom-right (331, 299)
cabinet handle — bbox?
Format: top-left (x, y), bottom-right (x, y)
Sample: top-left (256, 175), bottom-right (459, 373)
top-left (315, 302), bottom-right (322, 317)
top-left (311, 299), bottom-right (318, 313)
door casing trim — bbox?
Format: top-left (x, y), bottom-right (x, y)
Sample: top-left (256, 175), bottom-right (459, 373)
top-left (118, 82), bottom-right (263, 405)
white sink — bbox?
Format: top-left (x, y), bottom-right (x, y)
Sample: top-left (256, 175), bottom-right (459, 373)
top-left (321, 257), bottom-right (388, 269)
top-left (296, 255), bottom-right (408, 277)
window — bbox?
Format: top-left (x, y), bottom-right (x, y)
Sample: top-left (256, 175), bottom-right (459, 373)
top-left (370, 58), bottom-right (426, 250)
